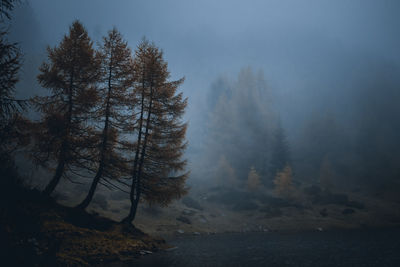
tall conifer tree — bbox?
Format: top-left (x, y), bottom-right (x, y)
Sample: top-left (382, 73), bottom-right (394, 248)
top-left (32, 21), bottom-right (100, 196)
top-left (76, 28), bottom-right (133, 209)
top-left (123, 40), bottom-right (188, 223)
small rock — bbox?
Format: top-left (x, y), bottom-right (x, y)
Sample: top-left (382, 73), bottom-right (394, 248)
top-left (177, 229), bottom-right (185, 234)
top-left (182, 209), bottom-right (196, 216)
top-left (176, 216), bottom-right (191, 224)
top-left (182, 197), bottom-right (203, 211)
top-left (198, 215), bottom-right (208, 223)
top-left (193, 232), bottom-right (200, 235)
top-left (317, 227), bottom-right (323, 232)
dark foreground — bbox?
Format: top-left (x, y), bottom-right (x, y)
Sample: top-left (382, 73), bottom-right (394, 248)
top-left (125, 228), bottom-right (400, 267)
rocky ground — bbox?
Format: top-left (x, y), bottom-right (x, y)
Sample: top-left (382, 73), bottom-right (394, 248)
top-left (83, 185), bottom-right (400, 238)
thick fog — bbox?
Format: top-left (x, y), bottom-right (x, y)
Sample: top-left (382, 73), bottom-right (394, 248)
top-left (9, 0), bottom-right (400, 197)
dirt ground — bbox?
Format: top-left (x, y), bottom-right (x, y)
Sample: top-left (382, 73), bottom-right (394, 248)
top-left (80, 187), bottom-right (400, 238)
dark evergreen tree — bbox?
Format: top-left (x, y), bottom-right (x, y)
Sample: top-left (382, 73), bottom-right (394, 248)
top-left (0, 0), bottom-right (25, 147)
top-left (0, 0), bottom-right (18, 19)
top-left (0, 0), bottom-right (28, 190)
top-left (0, 30), bottom-right (24, 153)
top-left (269, 121), bottom-right (290, 182)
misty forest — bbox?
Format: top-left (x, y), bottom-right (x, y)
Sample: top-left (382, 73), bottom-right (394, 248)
top-left (1, 0), bottom-right (400, 266)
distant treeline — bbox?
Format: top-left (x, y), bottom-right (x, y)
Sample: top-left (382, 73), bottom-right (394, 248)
top-left (198, 64), bottom-right (400, 199)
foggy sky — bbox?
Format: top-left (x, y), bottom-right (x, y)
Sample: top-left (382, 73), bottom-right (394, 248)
top-left (10, 0), bottom-right (400, 146)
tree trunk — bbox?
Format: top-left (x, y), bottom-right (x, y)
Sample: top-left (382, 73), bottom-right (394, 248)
top-left (43, 156), bottom-right (65, 196)
top-left (122, 192), bottom-right (140, 223)
top-left (123, 75), bottom-right (146, 224)
top-left (76, 165), bottom-right (103, 209)
top-left (123, 82), bottom-right (153, 224)
top-left (43, 61), bottom-right (74, 196)
top-left (76, 59), bottom-right (113, 210)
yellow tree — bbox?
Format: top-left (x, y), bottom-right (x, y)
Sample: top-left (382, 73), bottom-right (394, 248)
top-left (122, 40), bottom-right (188, 223)
top-left (32, 21), bottom-right (100, 196)
top-left (274, 164), bottom-right (294, 199)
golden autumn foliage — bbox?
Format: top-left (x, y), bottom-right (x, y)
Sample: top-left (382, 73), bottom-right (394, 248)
top-left (21, 21), bottom-right (188, 223)
top-left (247, 166), bottom-right (261, 192)
top-left (77, 28), bottom-right (134, 209)
top-left (31, 21), bottom-right (101, 196)
top-left (124, 39), bottom-right (188, 223)
top-left (274, 164), bottom-right (294, 198)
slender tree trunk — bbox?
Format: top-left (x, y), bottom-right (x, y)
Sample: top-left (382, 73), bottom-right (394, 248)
top-left (43, 65), bottom-right (74, 196)
top-left (76, 60), bottom-right (113, 209)
top-left (122, 72), bottom-right (146, 223)
top-left (43, 149), bottom-right (65, 196)
top-left (76, 164), bottom-right (103, 209)
top-left (123, 82), bottom-right (153, 223)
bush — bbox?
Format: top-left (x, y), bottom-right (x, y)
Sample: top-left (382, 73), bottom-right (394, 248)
top-left (274, 165), bottom-right (295, 199)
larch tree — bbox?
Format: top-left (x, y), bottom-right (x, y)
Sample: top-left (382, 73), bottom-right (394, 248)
top-left (32, 21), bottom-right (100, 196)
top-left (123, 40), bottom-right (188, 223)
top-left (274, 164), bottom-right (294, 199)
top-left (76, 28), bottom-right (134, 210)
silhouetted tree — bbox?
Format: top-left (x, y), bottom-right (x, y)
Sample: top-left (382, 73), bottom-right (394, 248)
top-left (76, 28), bottom-right (134, 209)
top-left (269, 121), bottom-right (290, 181)
top-left (295, 113), bottom-right (345, 184)
top-left (0, 30), bottom-right (24, 153)
top-left (0, 0), bottom-right (18, 19)
top-left (123, 40), bottom-right (188, 223)
top-left (0, 0), bottom-right (24, 140)
top-left (32, 21), bottom-right (100, 196)
top-left (0, 0), bottom-right (28, 190)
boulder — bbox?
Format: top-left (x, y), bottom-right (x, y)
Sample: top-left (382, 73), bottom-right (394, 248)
top-left (182, 197), bottom-right (203, 211)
